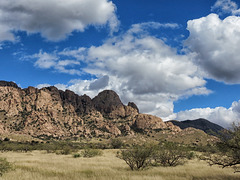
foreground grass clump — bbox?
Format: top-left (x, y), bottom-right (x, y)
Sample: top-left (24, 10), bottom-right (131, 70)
top-left (0, 157), bottom-right (13, 176)
top-left (81, 148), bottom-right (103, 158)
top-left (0, 150), bottom-right (240, 180)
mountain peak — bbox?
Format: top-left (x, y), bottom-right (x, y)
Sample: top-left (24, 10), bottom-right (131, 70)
top-left (92, 90), bottom-right (124, 116)
top-left (0, 80), bottom-right (19, 88)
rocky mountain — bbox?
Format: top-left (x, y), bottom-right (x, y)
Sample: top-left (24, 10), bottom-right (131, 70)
top-left (169, 118), bottom-right (224, 135)
top-left (0, 80), bottom-right (182, 140)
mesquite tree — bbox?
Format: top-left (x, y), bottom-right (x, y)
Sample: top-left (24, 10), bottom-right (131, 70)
top-left (153, 142), bottom-right (194, 167)
top-left (117, 143), bottom-right (155, 170)
top-left (200, 124), bottom-right (240, 172)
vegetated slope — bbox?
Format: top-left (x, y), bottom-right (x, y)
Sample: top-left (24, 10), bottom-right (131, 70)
top-left (169, 118), bottom-right (224, 135)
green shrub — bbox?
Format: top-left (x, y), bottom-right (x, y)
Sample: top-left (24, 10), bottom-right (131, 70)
top-left (117, 143), bottom-right (155, 170)
top-left (81, 148), bottom-right (103, 158)
top-left (0, 158), bottom-right (13, 176)
top-left (73, 153), bottom-right (81, 158)
top-left (111, 138), bottom-right (124, 149)
top-left (55, 147), bottom-right (73, 155)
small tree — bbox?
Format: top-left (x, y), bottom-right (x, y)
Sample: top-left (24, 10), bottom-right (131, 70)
top-left (200, 124), bottom-right (240, 172)
top-left (117, 143), bottom-right (155, 170)
top-left (153, 142), bottom-right (194, 167)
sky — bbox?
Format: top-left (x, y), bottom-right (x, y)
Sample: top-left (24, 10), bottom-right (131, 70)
top-left (0, 0), bottom-right (240, 128)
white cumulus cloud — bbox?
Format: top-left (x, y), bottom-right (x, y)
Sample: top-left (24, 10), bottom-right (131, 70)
top-left (175, 100), bottom-right (240, 128)
top-left (35, 22), bottom-right (210, 119)
top-left (87, 26), bottom-right (206, 96)
top-left (186, 13), bottom-right (240, 84)
top-left (0, 0), bottom-right (118, 42)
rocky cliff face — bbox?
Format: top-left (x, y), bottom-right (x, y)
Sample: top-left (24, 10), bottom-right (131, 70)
top-left (0, 81), bottom-right (181, 139)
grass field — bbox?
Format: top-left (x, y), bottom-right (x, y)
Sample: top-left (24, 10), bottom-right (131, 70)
top-left (0, 150), bottom-right (240, 180)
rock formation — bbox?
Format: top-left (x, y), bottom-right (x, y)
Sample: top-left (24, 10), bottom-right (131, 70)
top-left (0, 80), bottom-right (182, 140)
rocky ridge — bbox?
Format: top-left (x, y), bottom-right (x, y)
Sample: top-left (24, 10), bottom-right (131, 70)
top-left (0, 81), bottom-right (204, 141)
top-left (169, 119), bottom-right (224, 135)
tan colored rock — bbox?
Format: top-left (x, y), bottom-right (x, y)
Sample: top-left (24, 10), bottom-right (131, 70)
top-left (0, 87), bottom-right (23, 116)
top-left (165, 121), bottom-right (182, 132)
top-left (133, 114), bottom-right (167, 131)
top-left (0, 81), bottom-right (197, 140)
top-left (121, 124), bottom-right (134, 135)
top-left (105, 125), bottom-right (121, 136)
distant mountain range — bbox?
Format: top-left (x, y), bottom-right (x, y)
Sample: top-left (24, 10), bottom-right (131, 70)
top-left (0, 80), bottom-right (220, 144)
top-left (168, 118), bottom-right (224, 135)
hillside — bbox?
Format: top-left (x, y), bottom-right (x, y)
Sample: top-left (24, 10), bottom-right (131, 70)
top-left (169, 118), bottom-right (224, 135)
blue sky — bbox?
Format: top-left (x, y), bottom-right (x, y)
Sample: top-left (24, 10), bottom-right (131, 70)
top-left (0, 0), bottom-right (240, 127)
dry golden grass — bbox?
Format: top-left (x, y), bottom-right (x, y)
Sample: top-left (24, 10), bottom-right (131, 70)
top-left (0, 150), bottom-right (240, 180)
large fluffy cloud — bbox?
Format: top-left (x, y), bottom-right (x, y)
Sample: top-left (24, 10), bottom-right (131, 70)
top-left (175, 100), bottom-right (240, 128)
top-left (86, 27), bottom-right (207, 96)
top-left (0, 0), bottom-right (118, 42)
top-left (32, 22), bottom-right (211, 119)
top-left (186, 13), bottom-right (240, 84)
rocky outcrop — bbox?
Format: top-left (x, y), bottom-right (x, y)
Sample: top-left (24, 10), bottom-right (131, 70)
top-left (0, 81), bottom-right (181, 140)
top-left (92, 90), bottom-right (124, 118)
top-left (0, 81), bottom-right (19, 89)
top-left (128, 102), bottom-right (139, 113)
top-left (165, 121), bottom-right (182, 133)
top-left (132, 114), bottom-right (167, 131)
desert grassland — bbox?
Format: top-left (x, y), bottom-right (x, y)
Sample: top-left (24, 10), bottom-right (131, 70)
top-left (0, 150), bottom-right (239, 180)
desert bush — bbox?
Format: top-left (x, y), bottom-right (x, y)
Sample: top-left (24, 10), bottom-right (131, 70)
top-left (55, 147), bottom-right (73, 155)
top-left (153, 142), bottom-right (194, 167)
top-left (117, 143), bottom-right (155, 170)
top-left (0, 158), bottom-right (13, 176)
top-left (111, 138), bottom-right (124, 149)
top-left (73, 153), bottom-right (81, 158)
top-left (81, 148), bottom-right (103, 158)
top-left (87, 142), bottom-right (109, 149)
top-left (0, 142), bottom-right (34, 152)
top-left (191, 143), bottom-right (218, 153)
top-left (0, 140), bottom-right (86, 153)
